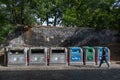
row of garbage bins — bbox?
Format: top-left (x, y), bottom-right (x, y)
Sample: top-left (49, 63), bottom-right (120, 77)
top-left (4, 46), bottom-right (110, 66)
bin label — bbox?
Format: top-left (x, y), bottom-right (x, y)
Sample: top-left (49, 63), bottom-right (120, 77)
top-left (70, 49), bottom-right (82, 62)
top-left (86, 48), bottom-right (94, 61)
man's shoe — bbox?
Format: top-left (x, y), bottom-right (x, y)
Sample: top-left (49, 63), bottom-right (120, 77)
top-left (108, 67), bottom-right (110, 69)
top-left (98, 66), bottom-right (101, 68)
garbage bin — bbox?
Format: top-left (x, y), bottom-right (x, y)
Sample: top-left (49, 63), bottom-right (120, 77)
top-left (69, 47), bottom-right (83, 65)
top-left (29, 47), bottom-right (48, 66)
top-left (5, 47), bottom-right (28, 66)
top-left (83, 46), bottom-right (95, 65)
top-left (94, 47), bottom-right (110, 65)
top-left (48, 47), bottom-right (68, 66)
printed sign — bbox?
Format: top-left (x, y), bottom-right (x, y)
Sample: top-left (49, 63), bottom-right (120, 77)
top-left (86, 48), bottom-right (94, 61)
top-left (70, 49), bottom-right (82, 62)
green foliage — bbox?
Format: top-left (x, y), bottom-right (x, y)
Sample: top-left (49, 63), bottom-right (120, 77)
top-left (0, 0), bottom-right (120, 39)
top-left (63, 7), bottom-right (77, 27)
top-left (1, 0), bottom-right (120, 28)
top-left (0, 24), bottom-right (14, 42)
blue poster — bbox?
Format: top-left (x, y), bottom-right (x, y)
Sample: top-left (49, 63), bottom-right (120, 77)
top-left (70, 48), bottom-right (81, 62)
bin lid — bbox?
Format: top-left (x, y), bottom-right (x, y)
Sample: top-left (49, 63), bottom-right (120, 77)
top-left (70, 47), bottom-right (81, 50)
top-left (85, 46), bottom-right (93, 49)
top-left (97, 47), bottom-right (103, 49)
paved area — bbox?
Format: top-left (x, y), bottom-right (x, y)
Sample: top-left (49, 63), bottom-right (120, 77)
top-left (0, 61), bottom-right (120, 70)
top-left (0, 69), bottom-right (120, 80)
top-left (0, 62), bottom-right (119, 80)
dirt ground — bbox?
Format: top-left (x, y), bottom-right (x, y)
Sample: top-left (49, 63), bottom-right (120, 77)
top-left (108, 43), bottom-right (120, 61)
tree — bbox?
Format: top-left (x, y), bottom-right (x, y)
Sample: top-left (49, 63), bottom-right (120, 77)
top-left (0, 0), bottom-right (120, 28)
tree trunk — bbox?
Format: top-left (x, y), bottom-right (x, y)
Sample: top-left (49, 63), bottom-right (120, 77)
top-left (21, 0), bottom-right (25, 25)
top-left (46, 14), bottom-right (49, 26)
top-left (53, 12), bottom-right (57, 26)
top-left (11, 0), bottom-right (16, 24)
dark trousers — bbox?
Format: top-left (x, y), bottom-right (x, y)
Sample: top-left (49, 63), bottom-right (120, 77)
top-left (99, 59), bottom-right (110, 67)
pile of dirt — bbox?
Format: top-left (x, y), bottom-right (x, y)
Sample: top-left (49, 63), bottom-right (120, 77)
top-left (108, 43), bottom-right (120, 61)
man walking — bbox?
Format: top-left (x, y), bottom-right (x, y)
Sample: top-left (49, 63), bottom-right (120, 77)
top-left (98, 48), bottom-right (110, 68)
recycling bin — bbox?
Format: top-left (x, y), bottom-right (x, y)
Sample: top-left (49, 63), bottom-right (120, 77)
top-left (83, 46), bottom-right (95, 65)
top-left (28, 47), bottom-right (48, 66)
top-left (69, 47), bottom-right (83, 65)
top-left (48, 47), bottom-right (68, 66)
top-left (5, 47), bottom-right (28, 66)
top-left (94, 47), bottom-right (110, 65)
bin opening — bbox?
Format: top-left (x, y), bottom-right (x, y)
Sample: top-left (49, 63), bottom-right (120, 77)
top-left (88, 49), bottom-right (93, 52)
top-left (52, 49), bottom-right (65, 53)
top-left (72, 49), bottom-right (80, 52)
top-left (9, 50), bottom-right (24, 54)
top-left (31, 49), bottom-right (44, 54)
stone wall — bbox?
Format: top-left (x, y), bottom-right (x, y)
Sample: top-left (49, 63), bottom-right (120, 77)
top-left (8, 26), bottom-right (120, 47)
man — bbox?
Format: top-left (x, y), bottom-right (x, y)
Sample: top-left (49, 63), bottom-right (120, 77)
top-left (98, 48), bottom-right (110, 68)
